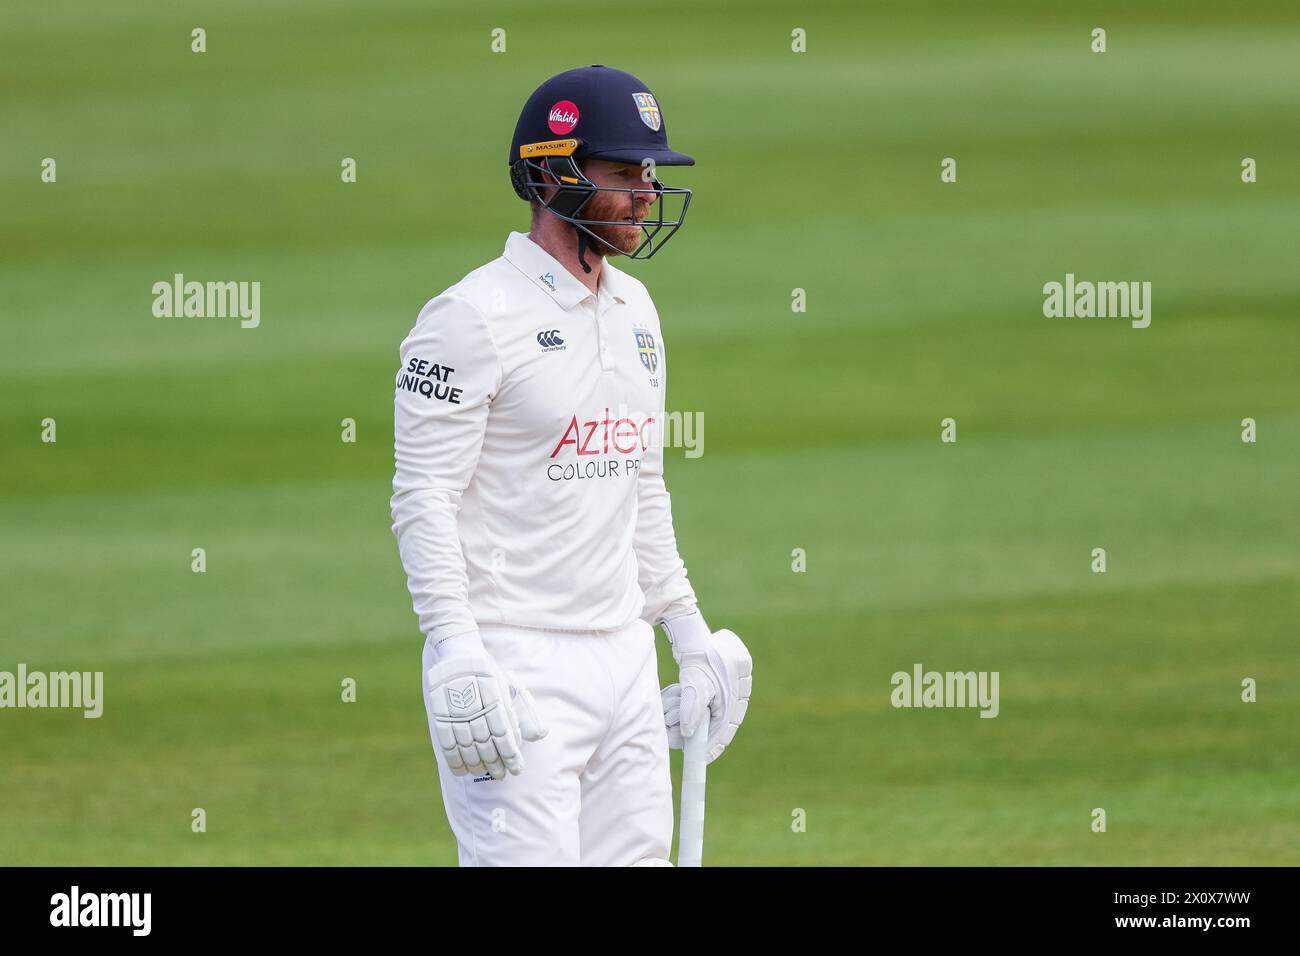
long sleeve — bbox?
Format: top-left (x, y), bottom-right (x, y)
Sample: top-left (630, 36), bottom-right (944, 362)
top-left (391, 293), bottom-right (502, 645)
top-left (634, 335), bottom-right (698, 626)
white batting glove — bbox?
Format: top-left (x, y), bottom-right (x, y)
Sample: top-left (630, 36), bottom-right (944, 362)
top-left (661, 612), bottom-right (752, 764)
top-left (426, 632), bottom-right (547, 780)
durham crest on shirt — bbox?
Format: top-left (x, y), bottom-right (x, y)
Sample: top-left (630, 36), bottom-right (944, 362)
top-left (633, 328), bottom-right (658, 373)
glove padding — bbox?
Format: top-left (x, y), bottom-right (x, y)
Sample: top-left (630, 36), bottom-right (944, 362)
top-left (426, 652), bottom-right (547, 780)
top-left (662, 628), bottom-right (752, 764)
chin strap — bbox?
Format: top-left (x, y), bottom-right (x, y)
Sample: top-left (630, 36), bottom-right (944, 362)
top-left (576, 228), bottom-right (592, 274)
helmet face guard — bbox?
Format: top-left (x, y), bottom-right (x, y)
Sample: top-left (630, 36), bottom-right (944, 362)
top-left (511, 145), bottom-right (692, 262)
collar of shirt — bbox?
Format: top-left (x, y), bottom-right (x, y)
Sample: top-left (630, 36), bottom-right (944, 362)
top-left (502, 230), bottom-right (628, 313)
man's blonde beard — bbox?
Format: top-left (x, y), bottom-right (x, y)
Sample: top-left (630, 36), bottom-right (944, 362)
top-left (583, 194), bottom-right (645, 256)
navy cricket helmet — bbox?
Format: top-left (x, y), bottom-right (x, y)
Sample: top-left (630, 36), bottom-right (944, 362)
top-left (508, 65), bottom-right (694, 271)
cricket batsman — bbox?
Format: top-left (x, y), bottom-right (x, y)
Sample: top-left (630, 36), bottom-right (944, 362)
top-left (391, 66), bottom-right (752, 866)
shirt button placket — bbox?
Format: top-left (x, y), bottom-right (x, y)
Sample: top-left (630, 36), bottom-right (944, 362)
top-left (594, 294), bottom-right (614, 373)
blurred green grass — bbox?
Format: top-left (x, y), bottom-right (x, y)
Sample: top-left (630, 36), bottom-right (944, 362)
top-left (1, 0), bottom-right (1297, 864)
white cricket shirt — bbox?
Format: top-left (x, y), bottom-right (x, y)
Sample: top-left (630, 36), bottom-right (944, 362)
top-left (391, 231), bottom-right (698, 643)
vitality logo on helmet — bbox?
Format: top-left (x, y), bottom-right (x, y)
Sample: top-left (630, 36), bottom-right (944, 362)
top-left (547, 100), bottom-right (579, 134)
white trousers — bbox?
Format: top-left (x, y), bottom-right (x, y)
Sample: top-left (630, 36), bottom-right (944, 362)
top-left (421, 617), bottom-right (674, 866)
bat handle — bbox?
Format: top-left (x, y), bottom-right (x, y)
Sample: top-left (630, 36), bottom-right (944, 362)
top-left (677, 719), bottom-right (708, 867)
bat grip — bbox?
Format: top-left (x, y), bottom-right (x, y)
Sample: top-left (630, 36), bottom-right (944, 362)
top-left (677, 719), bottom-right (709, 867)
